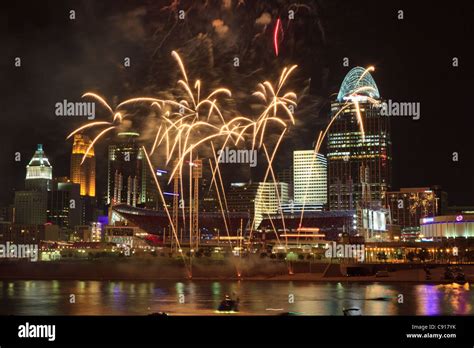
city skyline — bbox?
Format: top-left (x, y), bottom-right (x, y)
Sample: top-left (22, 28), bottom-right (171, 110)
top-left (1, 1), bottom-right (473, 208)
top-left (2, 2), bottom-right (474, 343)
top-left (4, 60), bottom-right (470, 235)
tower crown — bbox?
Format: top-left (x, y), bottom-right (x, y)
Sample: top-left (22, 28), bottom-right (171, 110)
top-left (27, 144), bottom-right (52, 171)
top-left (25, 144), bottom-right (52, 190)
top-left (337, 67), bottom-right (380, 102)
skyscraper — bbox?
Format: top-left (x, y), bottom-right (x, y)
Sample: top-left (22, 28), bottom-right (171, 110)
top-left (47, 177), bottom-right (82, 229)
top-left (70, 134), bottom-right (97, 225)
top-left (70, 134), bottom-right (96, 197)
top-left (327, 67), bottom-right (392, 211)
top-left (107, 132), bottom-right (156, 207)
top-left (15, 144), bottom-right (52, 224)
top-left (293, 150), bottom-right (327, 209)
top-left (25, 144), bottom-right (52, 191)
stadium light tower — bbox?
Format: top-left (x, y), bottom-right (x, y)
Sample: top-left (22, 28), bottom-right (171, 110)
top-left (191, 159), bottom-right (202, 251)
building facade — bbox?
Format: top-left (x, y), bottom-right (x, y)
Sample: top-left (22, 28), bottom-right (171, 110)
top-left (14, 191), bottom-right (48, 225)
top-left (386, 186), bottom-right (448, 239)
top-left (420, 214), bottom-right (474, 239)
top-left (293, 150), bottom-right (327, 208)
top-left (227, 182), bottom-right (289, 229)
top-left (70, 134), bottom-right (98, 225)
top-left (47, 177), bottom-right (82, 229)
top-left (70, 134), bottom-right (96, 197)
top-left (276, 166), bottom-right (293, 201)
top-left (107, 132), bottom-right (156, 207)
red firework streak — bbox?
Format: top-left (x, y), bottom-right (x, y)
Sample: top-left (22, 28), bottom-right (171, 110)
top-left (273, 17), bottom-right (282, 56)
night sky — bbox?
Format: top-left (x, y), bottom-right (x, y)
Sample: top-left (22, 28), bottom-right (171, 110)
top-left (1, 0), bottom-right (473, 207)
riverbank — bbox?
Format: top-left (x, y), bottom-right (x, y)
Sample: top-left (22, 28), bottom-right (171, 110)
top-left (1, 258), bottom-right (474, 283)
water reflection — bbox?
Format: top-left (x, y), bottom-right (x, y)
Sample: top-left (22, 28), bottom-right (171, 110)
top-left (0, 280), bottom-right (472, 315)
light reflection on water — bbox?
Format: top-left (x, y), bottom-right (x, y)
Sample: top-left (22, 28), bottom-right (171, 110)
top-left (0, 280), bottom-right (472, 316)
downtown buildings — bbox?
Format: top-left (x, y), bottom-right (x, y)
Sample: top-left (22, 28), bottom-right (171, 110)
top-left (14, 145), bottom-right (82, 229)
top-left (8, 141), bottom-right (98, 244)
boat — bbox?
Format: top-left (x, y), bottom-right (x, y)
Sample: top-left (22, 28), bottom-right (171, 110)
top-left (217, 295), bottom-right (239, 312)
top-left (343, 307), bottom-right (361, 316)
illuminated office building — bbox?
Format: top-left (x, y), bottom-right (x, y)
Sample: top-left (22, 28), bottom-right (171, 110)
top-left (328, 67), bottom-right (392, 211)
top-left (293, 150), bottom-right (327, 208)
top-left (107, 132), bottom-right (156, 207)
top-left (70, 134), bottom-right (96, 197)
top-left (70, 134), bottom-right (97, 225)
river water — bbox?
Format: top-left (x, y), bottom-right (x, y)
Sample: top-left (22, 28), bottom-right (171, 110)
top-left (0, 280), bottom-right (472, 315)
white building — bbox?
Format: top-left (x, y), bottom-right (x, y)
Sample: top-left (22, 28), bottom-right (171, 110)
top-left (293, 150), bottom-right (327, 208)
top-left (420, 215), bottom-right (474, 239)
top-left (227, 182), bottom-right (288, 229)
top-left (254, 182), bottom-right (288, 229)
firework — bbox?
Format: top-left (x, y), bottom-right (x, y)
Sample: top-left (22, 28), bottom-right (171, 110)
top-left (66, 93), bottom-right (130, 164)
top-left (66, 49), bottom-right (301, 277)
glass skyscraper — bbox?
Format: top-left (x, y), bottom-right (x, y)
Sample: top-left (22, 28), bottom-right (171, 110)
top-left (327, 67), bottom-right (392, 211)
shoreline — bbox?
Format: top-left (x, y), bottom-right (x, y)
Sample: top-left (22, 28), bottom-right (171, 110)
top-left (0, 279), bottom-right (465, 284)
top-left (1, 259), bottom-right (473, 283)
top-left (0, 277), bottom-right (469, 283)
top-left (0, 273), bottom-right (472, 284)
